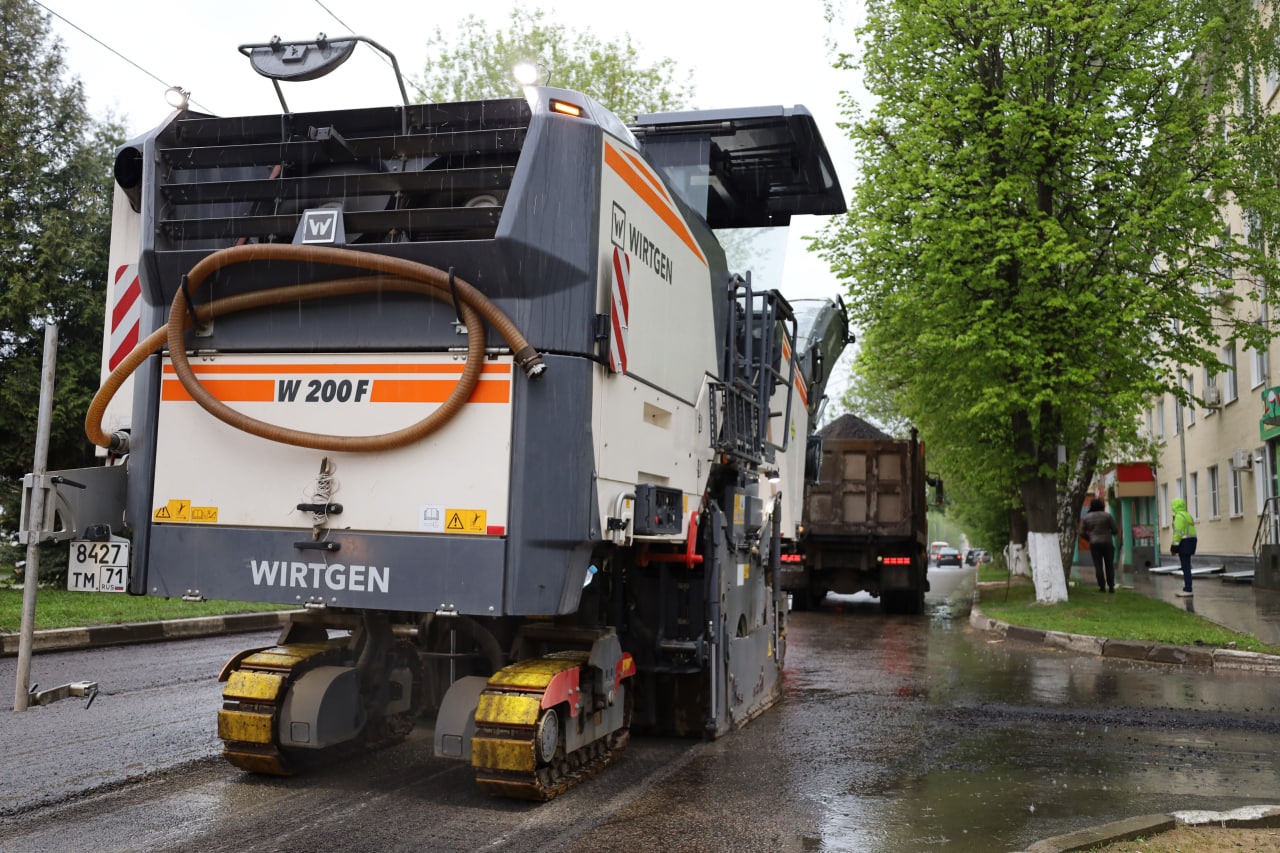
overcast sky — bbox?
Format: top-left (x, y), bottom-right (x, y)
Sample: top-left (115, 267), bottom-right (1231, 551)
top-left (41, 0), bottom-right (866, 326)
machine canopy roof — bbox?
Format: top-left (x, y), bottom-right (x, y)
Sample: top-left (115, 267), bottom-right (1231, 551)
top-left (630, 105), bottom-right (847, 229)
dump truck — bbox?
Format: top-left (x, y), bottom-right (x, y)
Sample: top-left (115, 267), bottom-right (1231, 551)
top-left (21, 35), bottom-right (847, 800)
top-left (782, 416), bottom-right (931, 614)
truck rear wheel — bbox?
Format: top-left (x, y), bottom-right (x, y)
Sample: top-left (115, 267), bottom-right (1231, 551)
top-left (797, 586), bottom-right (827, 610)
top-left (880, 588), bottom-right (924, 615)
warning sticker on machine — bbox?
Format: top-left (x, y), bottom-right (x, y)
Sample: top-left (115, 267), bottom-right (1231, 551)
top-left (153, 500), bottom-right (218, 523)
top-left (154, 500), bottom-right (190, 522)
top-left (419, 505), bottom-right (488, 534)
top-left (446, 508), bottom-right (487, 534)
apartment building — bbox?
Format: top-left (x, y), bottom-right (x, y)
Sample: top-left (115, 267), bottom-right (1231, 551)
top-left (1147, 321), bottom-right (1276, 573)
top-left (1135, 11), bottom-right (1280, 581)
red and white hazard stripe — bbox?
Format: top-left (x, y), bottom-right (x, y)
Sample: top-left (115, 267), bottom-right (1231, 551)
top-left (609, 247), bottom-right (630, 374)
top-left (109, 264), bottom-right (142, 371)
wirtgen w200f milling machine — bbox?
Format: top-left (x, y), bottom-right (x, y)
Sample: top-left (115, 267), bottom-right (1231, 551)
top-left (31, 36), bottom-right (847, 799)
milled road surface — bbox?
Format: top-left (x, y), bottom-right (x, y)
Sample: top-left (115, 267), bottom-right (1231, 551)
top-left (3, 596), bottom-right (1280, 852)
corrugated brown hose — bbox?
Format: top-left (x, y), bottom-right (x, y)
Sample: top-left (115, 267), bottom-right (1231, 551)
top-left (85, 243), bottom-right (545, 453)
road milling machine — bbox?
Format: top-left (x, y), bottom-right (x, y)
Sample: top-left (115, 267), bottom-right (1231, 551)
top-left (24, 36), bottom-right (847, 799)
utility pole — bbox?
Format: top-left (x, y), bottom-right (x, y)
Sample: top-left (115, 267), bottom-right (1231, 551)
top-left (14, 323), bottom-right (58, 712)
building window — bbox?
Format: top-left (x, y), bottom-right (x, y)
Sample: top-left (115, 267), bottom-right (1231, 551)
top-left (1222, 346), bottom-right (1238, 403)
top-left (1230, 466), bottom-right (1244, 517)
top-left (1155, 400), bottom-right (1164, 439)
top-left (1185, 376), bottom-right (1195, 426)
top-left (1252, 343), bottom-right (1267, 390)
top-left (1160, 483), bottom-right (1170, 527)
top-left (1189, 472), bottom-right (1199, 519)
top-left (1208, 464), bottom-right (1220, 518)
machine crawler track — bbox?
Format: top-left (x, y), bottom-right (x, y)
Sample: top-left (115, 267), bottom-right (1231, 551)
top-left (471, 653), bottom-right (631, 801)
top-left (217, 635), bottom-right (426, 775)
top-left (217, 640), bottom-right (345, 775)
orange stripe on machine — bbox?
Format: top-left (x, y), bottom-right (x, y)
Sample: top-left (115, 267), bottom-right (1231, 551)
top-left (603, 141), bottom-right (706, 267)
top-left (161, 363), bottom-right (513, 404)
top-left (781, 337), bottom-right (808, 408)
top-left (162, 363), bottom-right (513, 375)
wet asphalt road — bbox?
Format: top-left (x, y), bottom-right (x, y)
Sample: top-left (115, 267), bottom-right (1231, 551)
top-left (3, 587), bottom-right (1280, 852)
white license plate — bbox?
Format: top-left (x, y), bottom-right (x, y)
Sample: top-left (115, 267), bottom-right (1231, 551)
top-left (68, 539), bottom-right (130, 593)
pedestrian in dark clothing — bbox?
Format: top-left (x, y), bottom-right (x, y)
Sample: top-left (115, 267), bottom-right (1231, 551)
top-left (1170, 497), bottom-right (1198, 596)
top-left (1079, 498), bottom-right (1119, 592)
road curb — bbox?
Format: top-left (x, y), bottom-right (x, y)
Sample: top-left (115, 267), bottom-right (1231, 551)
top-left (0, 611), bottom-right (293, 657)
top-left (969, 606), bottom-right (1280, 672)
top-left (1018, 813), bottom-right (1175, 852)
top-left (1015, 805), bottom-right (1280, 852)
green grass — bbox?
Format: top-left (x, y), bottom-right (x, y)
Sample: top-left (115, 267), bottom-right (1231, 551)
top-left (979, 579), bottom-right (1280, 655)
top-left (977, 563), bottom-right (1010, 583)
top-left (0, 587), bottom-right (295, 633)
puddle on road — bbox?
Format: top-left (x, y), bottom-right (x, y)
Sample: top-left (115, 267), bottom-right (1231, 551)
top-left (926, 565), bottom-right (977, 621)
top-left (783, 599), bottom-right (1280, 852)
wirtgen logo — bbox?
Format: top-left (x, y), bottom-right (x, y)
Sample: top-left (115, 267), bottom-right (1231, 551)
top-left (250, 559), bottom-right (389, 593)
top-left (611, 202), bottom-right (626, 251)
top-left (299, 208), bottom-right (342, 244)
top-left (611, 201), bottom-right (673, 284)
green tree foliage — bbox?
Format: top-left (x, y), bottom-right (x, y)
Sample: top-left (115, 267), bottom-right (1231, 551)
top-left (0, 0), bottom-right (119, 535)
top-left (413, 7), bottom-right (694, 119)
top-left (815, 0), bottom-right (1280, 592)
top-left (834, 347), bottom-right (914, 439)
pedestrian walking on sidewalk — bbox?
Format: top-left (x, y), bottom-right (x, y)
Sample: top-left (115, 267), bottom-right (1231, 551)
top-left (1170, 497), bottom-right (1198, 596)
top-left (1080, 497), bottom-right (1119, 592)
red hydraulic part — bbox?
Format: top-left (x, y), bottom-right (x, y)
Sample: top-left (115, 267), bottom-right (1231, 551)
top-left (636, 511), bottom-right (703, 569)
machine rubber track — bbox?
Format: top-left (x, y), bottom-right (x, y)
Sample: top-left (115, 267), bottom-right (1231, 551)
top-left (217, 640), bottom-right (345, 775)
top-left (471, 653), bottom-right (631, 801)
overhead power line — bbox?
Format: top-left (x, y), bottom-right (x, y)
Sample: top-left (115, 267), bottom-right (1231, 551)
top-left (34, 0), bottom-right (211, 113)
top-left (312, 0), bottom-right (396, 72)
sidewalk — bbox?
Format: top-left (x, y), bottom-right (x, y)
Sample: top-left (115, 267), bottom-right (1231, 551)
top-left (1132, 562), bottom-right (1280, 647)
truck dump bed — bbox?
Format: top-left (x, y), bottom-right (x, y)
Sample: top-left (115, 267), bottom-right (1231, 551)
top-left (787, 415), bottom-right (929, 613)
top-left (805, 437), bottom-right (916, 539)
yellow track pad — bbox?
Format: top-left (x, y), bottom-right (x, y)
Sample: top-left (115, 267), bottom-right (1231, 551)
top-left (218, 708), bottom-right (275, 744)
top-left (485, 655), bottom-right (583, 691)
top-left (239, 643), bottom-right (333, 671)
top-left (475, 692), bottom-right (541, 727)
top-left (472, 735), bottom-right (536, 772)
top-left (223, 749), bottom-right (289, 776)
top-left (222, 669), bottom-right (285, 703)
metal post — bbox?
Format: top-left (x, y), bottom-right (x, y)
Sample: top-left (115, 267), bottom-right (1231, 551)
top-left (1174, 374), bottom-right (1188, 503)
top-left (14, 323), bottom-right (59, 712)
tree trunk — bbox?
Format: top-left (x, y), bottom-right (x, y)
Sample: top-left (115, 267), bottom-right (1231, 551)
top-left (1021, 476), bottom-right (1068, 602)
top-left (1013, 406), bottom-right (1068, 603)
top-left (1058, 420), bottom-right (1103, 585)
top-left (1006, 506), bottom-right (1030, 577)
